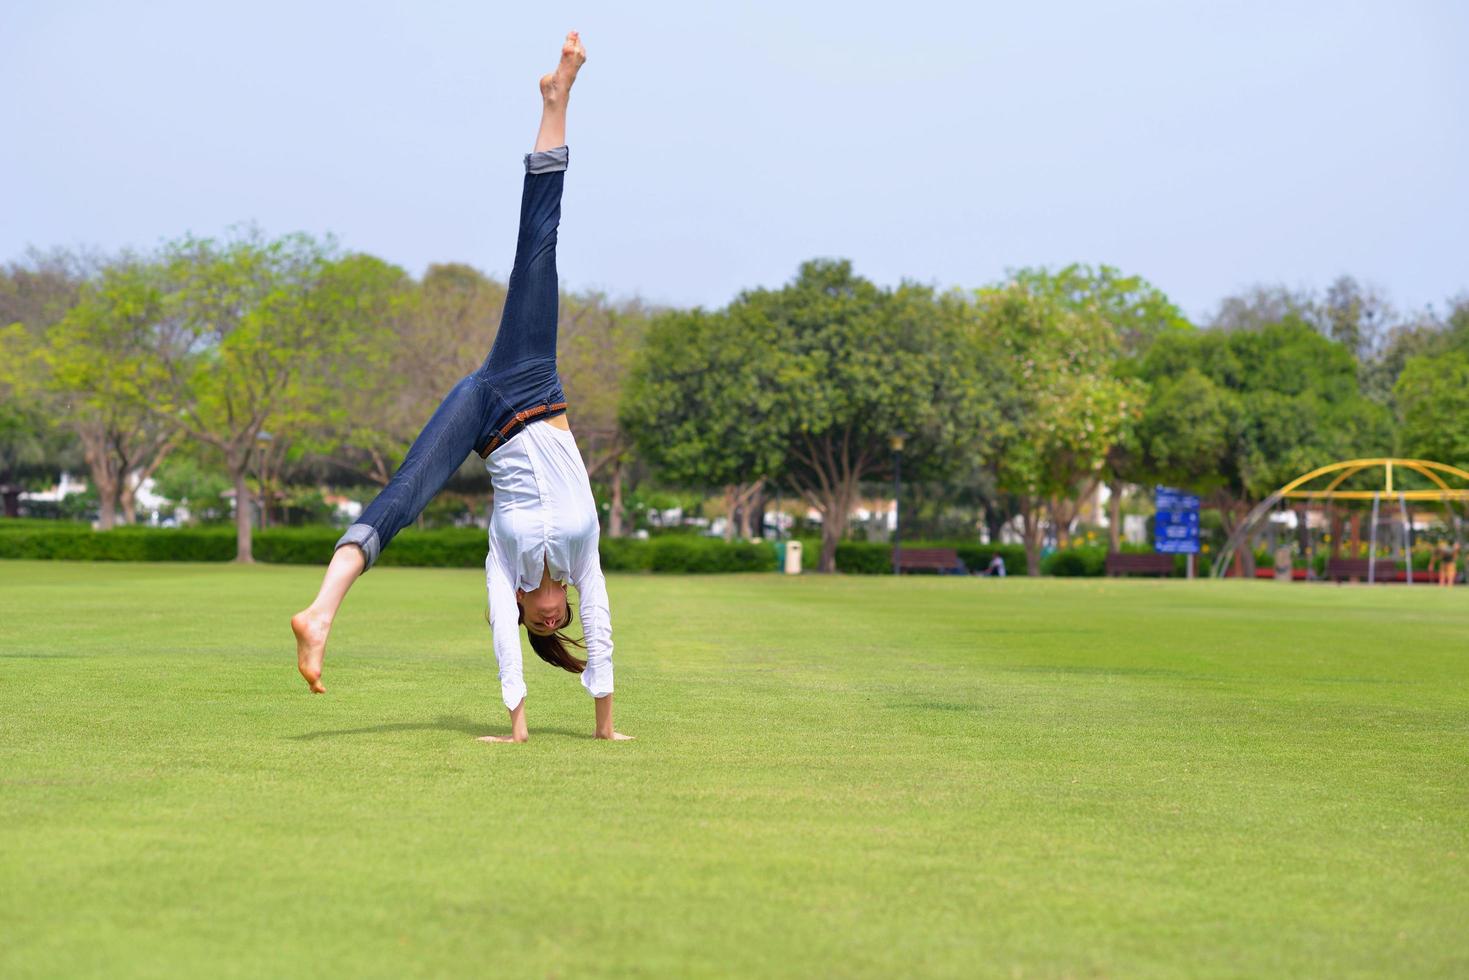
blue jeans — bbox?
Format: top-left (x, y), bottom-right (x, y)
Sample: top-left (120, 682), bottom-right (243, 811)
top-left (336, 146), bottom-right (571, 569)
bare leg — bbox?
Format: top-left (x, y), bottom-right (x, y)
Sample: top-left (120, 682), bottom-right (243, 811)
top-left (291, 545), bottom-right (365, 693)
top-left (535, 31), bottom-right (586, 152)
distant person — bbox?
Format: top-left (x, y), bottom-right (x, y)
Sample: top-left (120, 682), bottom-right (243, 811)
top-left (1434, 540), bottom-right (1459, 587)
top-left (985, 553), bottom-right (1006, 577)
top-left (291, 33), bottom-right (630, 742)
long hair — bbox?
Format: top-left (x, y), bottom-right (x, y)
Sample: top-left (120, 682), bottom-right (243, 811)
top-left (518, 602), bottom-right (586, 674)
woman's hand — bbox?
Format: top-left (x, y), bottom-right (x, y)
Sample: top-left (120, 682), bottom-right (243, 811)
top-left (478, 697), bottom-right (530, 742)
top-left (594, 693), bottom-right (633, 740)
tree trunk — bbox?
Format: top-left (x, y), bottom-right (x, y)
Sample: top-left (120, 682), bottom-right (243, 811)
top-left (120, 483), bottom-right (137, 525)
top-left (811, 483), bottom-right (856, 573)
top-left (820, 508), bottom-right (847, 573)
top-left (608, 458), bottom-right (625, 537)
top-left (1020, 495), bottom-right (1043, 576)
top-left (1051, 497), bottom-right (1070, 548)
top-left (117, 430), bottom-right (176, 528)
top-left (92, 473), bottom-right (119, 530)
top-left (733, 479), bottom-right (766, 540)
top-left (234, 468), bottom-right (254, 563)
top-left (97, 488), bottom-right (117, 531)
top-left (722, 485), bottom-right (738, 542)
top-left (1238, 503), bottom-right (1257, 578)
top-left (80, 433), bottom-right (120, 530)
top-left (1108, 480), bottom-right (1123, 552)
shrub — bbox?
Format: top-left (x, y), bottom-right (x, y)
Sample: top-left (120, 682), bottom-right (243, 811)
top-left (646, 536), bottom-right (776, 573)
top-left (598, 537), bottom-right (651, 572)
top-left (377, 528), bottom-right (487, 568)
top-left (1042, 546), bottom-right (1109, 577)
top-left (834, 541), bottom-right (893, 575)
top-left (255, 527), bottom-right (351, 565)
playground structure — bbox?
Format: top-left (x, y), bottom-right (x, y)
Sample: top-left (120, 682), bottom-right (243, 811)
top-left (1211, 459), bottom-right (1469, 581)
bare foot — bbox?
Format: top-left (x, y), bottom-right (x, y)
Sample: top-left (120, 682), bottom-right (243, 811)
top-left (290, 611), bottom-right (328, 693)
top-left (477, 734), bottom-right (528, 744)
top-left (596, 732), bottom-right (635, 741)
top-left (539, 30), bottom-right (586, 105)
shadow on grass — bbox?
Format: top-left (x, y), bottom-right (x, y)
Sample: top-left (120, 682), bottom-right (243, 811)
top-left (289, 714), bottom-right (591, 741)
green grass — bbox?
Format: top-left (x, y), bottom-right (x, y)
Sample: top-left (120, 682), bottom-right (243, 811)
top-left (1, 562), bottom-right (1466, 978)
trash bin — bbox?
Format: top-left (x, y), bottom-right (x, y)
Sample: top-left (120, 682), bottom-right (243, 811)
top-left (783, 539), bottom-right (803, 575)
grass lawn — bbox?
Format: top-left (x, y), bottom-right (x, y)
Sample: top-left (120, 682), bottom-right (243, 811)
top-left (1, 561), bottom-right (1466, 978)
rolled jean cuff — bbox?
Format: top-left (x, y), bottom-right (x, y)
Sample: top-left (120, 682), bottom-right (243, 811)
top-left (524, 145), bottom-right (568, 174)
top-left (335, 523), bottom-right (382, 570)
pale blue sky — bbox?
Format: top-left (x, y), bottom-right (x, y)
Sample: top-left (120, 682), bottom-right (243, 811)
top-left (3, 1), bottom-right (1465, 322)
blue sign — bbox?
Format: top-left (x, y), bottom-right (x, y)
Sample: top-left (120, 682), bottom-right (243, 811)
top-left (1154, 485), bottom-right (1200, 554)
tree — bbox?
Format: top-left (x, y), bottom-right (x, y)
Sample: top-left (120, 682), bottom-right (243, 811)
top-left (1395, 352), bottom-right (1469, 467)
top-left (1208, 285), bottom-right (1315, 333)
top-left (151, 452), bottom-right (232, 524)
top-left (971, 284), bottom-right (1139, 574)
top-left (261, 252), bottom-right (411, 523)
top-left (1361, 316), bottom-right (1442, 407)
top-left (1320, 275), bottom-right (1394, 364)
top-left (1137, 317), bottom-right (1390, 574)
top-left (1011, 263), bottom-right (1190, 356)
top-left (1009, 264), bottom-right (1189, 549)
top-left (335, 262), bottom-right (502, 488)
top-left (625, 261), bottom-right (988, 572)
top-left (32, 260), bottom-right (180, 527)
top-left (769, 262), bottom-right (991, 570)
top-left (557, 291), bottom-right (653, 536)
top-left (0, 252), bottom-right (173, 528)
top-left (0, 251), bottom-right (92, 516)
top-left (147, 233), bottom-right (396, 561)
top-left (622, 305), bottom-right (786, 541)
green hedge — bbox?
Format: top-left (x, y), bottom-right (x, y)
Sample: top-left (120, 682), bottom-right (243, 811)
top-left (798, 540), bottom-right (1029, 576)
top-left (597, 536), bottom-right (777, 573)
top-left (1042, 546), bottom-right (1109, 577)
top-left (0, 522), bottom-right (1195, 577)
top-left (0, 518), bottom-right (93, 533)
top-left (0, 523), bottom-right (778, 574)
top-left (0, 526), bottom-right (235, 562)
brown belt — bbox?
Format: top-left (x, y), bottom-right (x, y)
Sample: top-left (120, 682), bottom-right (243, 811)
top-left (477, 402), bottom-right (568, 458)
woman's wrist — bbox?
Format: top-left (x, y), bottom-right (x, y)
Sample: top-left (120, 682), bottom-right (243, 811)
top-left (594, 693), bottom-right (613, 738)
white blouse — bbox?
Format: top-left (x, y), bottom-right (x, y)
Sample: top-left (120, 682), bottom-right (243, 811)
top-left (483, 420), bottom-right (614, 710)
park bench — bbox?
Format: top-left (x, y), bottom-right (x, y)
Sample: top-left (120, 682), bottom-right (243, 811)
top-left (1105, 552), bottom-right (1175, 577)
top-left (1252, 566), bottom-right (1310, 580)
top-left (1325, 558), bottom-right (1398, 583)
top-left (894, 548), bottom-right (967, 575)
